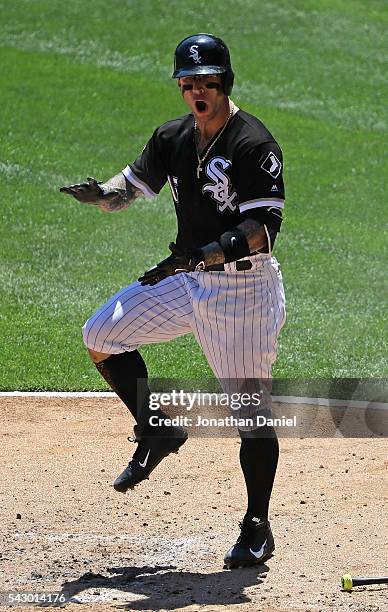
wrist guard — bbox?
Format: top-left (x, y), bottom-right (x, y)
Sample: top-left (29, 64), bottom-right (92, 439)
top-left (217, 228), bottom-right (250, 263)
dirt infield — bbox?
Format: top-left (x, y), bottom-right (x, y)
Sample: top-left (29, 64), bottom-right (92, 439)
top-left (0, 397), bottom-right (387, 612)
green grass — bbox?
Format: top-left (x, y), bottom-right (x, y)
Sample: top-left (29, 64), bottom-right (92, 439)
top-left (1, 0), bottom-right (387, 389)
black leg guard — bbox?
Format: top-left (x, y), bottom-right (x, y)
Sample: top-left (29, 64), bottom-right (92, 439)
top-left (239, 426), bottom-right (279, 520)
top-left (94, 350), bottom-right (158, 432)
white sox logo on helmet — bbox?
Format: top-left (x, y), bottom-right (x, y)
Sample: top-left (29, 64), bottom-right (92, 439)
top-left (189, 45), bottom-right (201, 64)
top-left (203, 157), bottom-right (238, 213)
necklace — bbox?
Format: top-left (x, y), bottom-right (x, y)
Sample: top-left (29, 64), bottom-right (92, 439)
top-left (194, 104), bottom-right (234, 179)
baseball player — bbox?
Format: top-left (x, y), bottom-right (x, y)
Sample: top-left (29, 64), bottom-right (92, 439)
top-left (60, 33), bottom-right (286, 569)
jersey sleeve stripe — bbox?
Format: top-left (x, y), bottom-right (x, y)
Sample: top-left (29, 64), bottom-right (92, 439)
top-left (239, 198), bottom-right (285, 212)
top-left (122, 165), bottom-right (157, 199)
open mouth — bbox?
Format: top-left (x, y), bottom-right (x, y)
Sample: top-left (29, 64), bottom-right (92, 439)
top-left (195, 100), bottom-right (208, 113)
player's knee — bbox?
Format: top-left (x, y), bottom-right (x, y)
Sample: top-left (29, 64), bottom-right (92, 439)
top-left (87, 347), bottom-right (111, 364)
top-left (82, 315), bottom-right (114, 361)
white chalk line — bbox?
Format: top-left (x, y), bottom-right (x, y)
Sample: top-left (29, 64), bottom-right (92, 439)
top-left (0, 391), bottom-right (387, 410)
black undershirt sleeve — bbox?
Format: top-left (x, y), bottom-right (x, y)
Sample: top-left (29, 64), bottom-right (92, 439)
top-left (241, 206), bottom-right (283, 232)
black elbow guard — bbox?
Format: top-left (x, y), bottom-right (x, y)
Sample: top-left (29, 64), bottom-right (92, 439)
top-left (218, 229), bottom-right (251, 263)
top-left (242, 206), bottom-right (283, 232)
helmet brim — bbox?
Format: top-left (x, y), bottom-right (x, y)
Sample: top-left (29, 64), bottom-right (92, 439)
top-left (172, 65), bottom-right (226, 78)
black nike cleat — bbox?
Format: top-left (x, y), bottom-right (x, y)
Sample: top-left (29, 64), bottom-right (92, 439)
top-left (224, 515), bottom-right (275, 569)
top-left (113, 425), bottom-right (188, 492)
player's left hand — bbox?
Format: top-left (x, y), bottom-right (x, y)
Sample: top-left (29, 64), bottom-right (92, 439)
top-left (59, 177), bottom-right (127, 208)
top-left (138, 243), bottom-right (205, 286)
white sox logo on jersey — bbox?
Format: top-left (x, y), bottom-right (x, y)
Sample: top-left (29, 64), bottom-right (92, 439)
top-left (189, 45), bottom-right (201, 64)
top-left (260, 151), bottom-right (282, 178)
top-left (203, 157), bottom-right (238, 213)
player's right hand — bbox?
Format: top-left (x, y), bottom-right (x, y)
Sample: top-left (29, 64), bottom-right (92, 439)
top-left (138, 243), bottom-right (204, 286)
top-left (59, 177), bottom-right (104, 203)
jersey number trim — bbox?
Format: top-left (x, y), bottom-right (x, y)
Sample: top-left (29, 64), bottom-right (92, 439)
top-left (203, 157), bottom-right (238, 213)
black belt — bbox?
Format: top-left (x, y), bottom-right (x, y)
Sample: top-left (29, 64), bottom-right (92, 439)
top-left (205, 260), bottom-right (253, 272)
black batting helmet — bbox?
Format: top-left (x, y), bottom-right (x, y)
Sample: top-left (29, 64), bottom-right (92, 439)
top-left (172, 34), bottom-right (234, 95)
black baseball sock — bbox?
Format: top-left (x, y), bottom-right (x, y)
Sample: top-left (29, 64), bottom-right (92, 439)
top-left (94, 350), bottom-right (157, 432)
top-left (239, 426), bottom-right (279, 520)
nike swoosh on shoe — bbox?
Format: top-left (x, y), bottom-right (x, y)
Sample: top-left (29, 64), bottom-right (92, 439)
top-left (138, 449), bottom-right (150, 468)
top-left (249, 539), bottom-right (267, 559)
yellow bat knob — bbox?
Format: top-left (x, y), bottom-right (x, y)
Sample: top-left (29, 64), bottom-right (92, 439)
top-left (341, 574), bottom-right (353, 591)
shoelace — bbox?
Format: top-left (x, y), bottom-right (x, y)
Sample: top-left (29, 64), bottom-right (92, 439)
top-left (237, 519), bottom-right (266, 544)
top-left (125, 435), bottom-right (142, 467)
top-left (237, 521), bottom-right (254, 544)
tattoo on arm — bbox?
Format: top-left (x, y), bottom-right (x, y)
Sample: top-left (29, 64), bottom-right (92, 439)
top-left (96, 172), bottom-right (143, 211)
top-left (237, 218), bottom-right (267, 252)
top-left (201, 241), bottom-right (225, 266)
top-left (101, 172), bottom-right (128, 192)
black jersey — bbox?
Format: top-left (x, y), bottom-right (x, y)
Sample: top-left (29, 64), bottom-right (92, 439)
top-left (123, 109), bottom-right (285, 251)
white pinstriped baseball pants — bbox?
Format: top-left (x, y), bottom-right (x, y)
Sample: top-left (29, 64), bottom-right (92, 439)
top-left (83, 254), bottom-right (286, 424)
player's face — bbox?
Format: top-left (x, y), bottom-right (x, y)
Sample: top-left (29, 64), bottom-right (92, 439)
top-left (179, 75), bottom-right (226, 120)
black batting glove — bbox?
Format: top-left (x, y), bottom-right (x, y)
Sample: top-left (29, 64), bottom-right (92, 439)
top-left (59, 177), bottom-right (104, 203)
top-left (59, 177), bottom-right (126, 205)
top-left (138, 243), bottom-right (205, 286)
